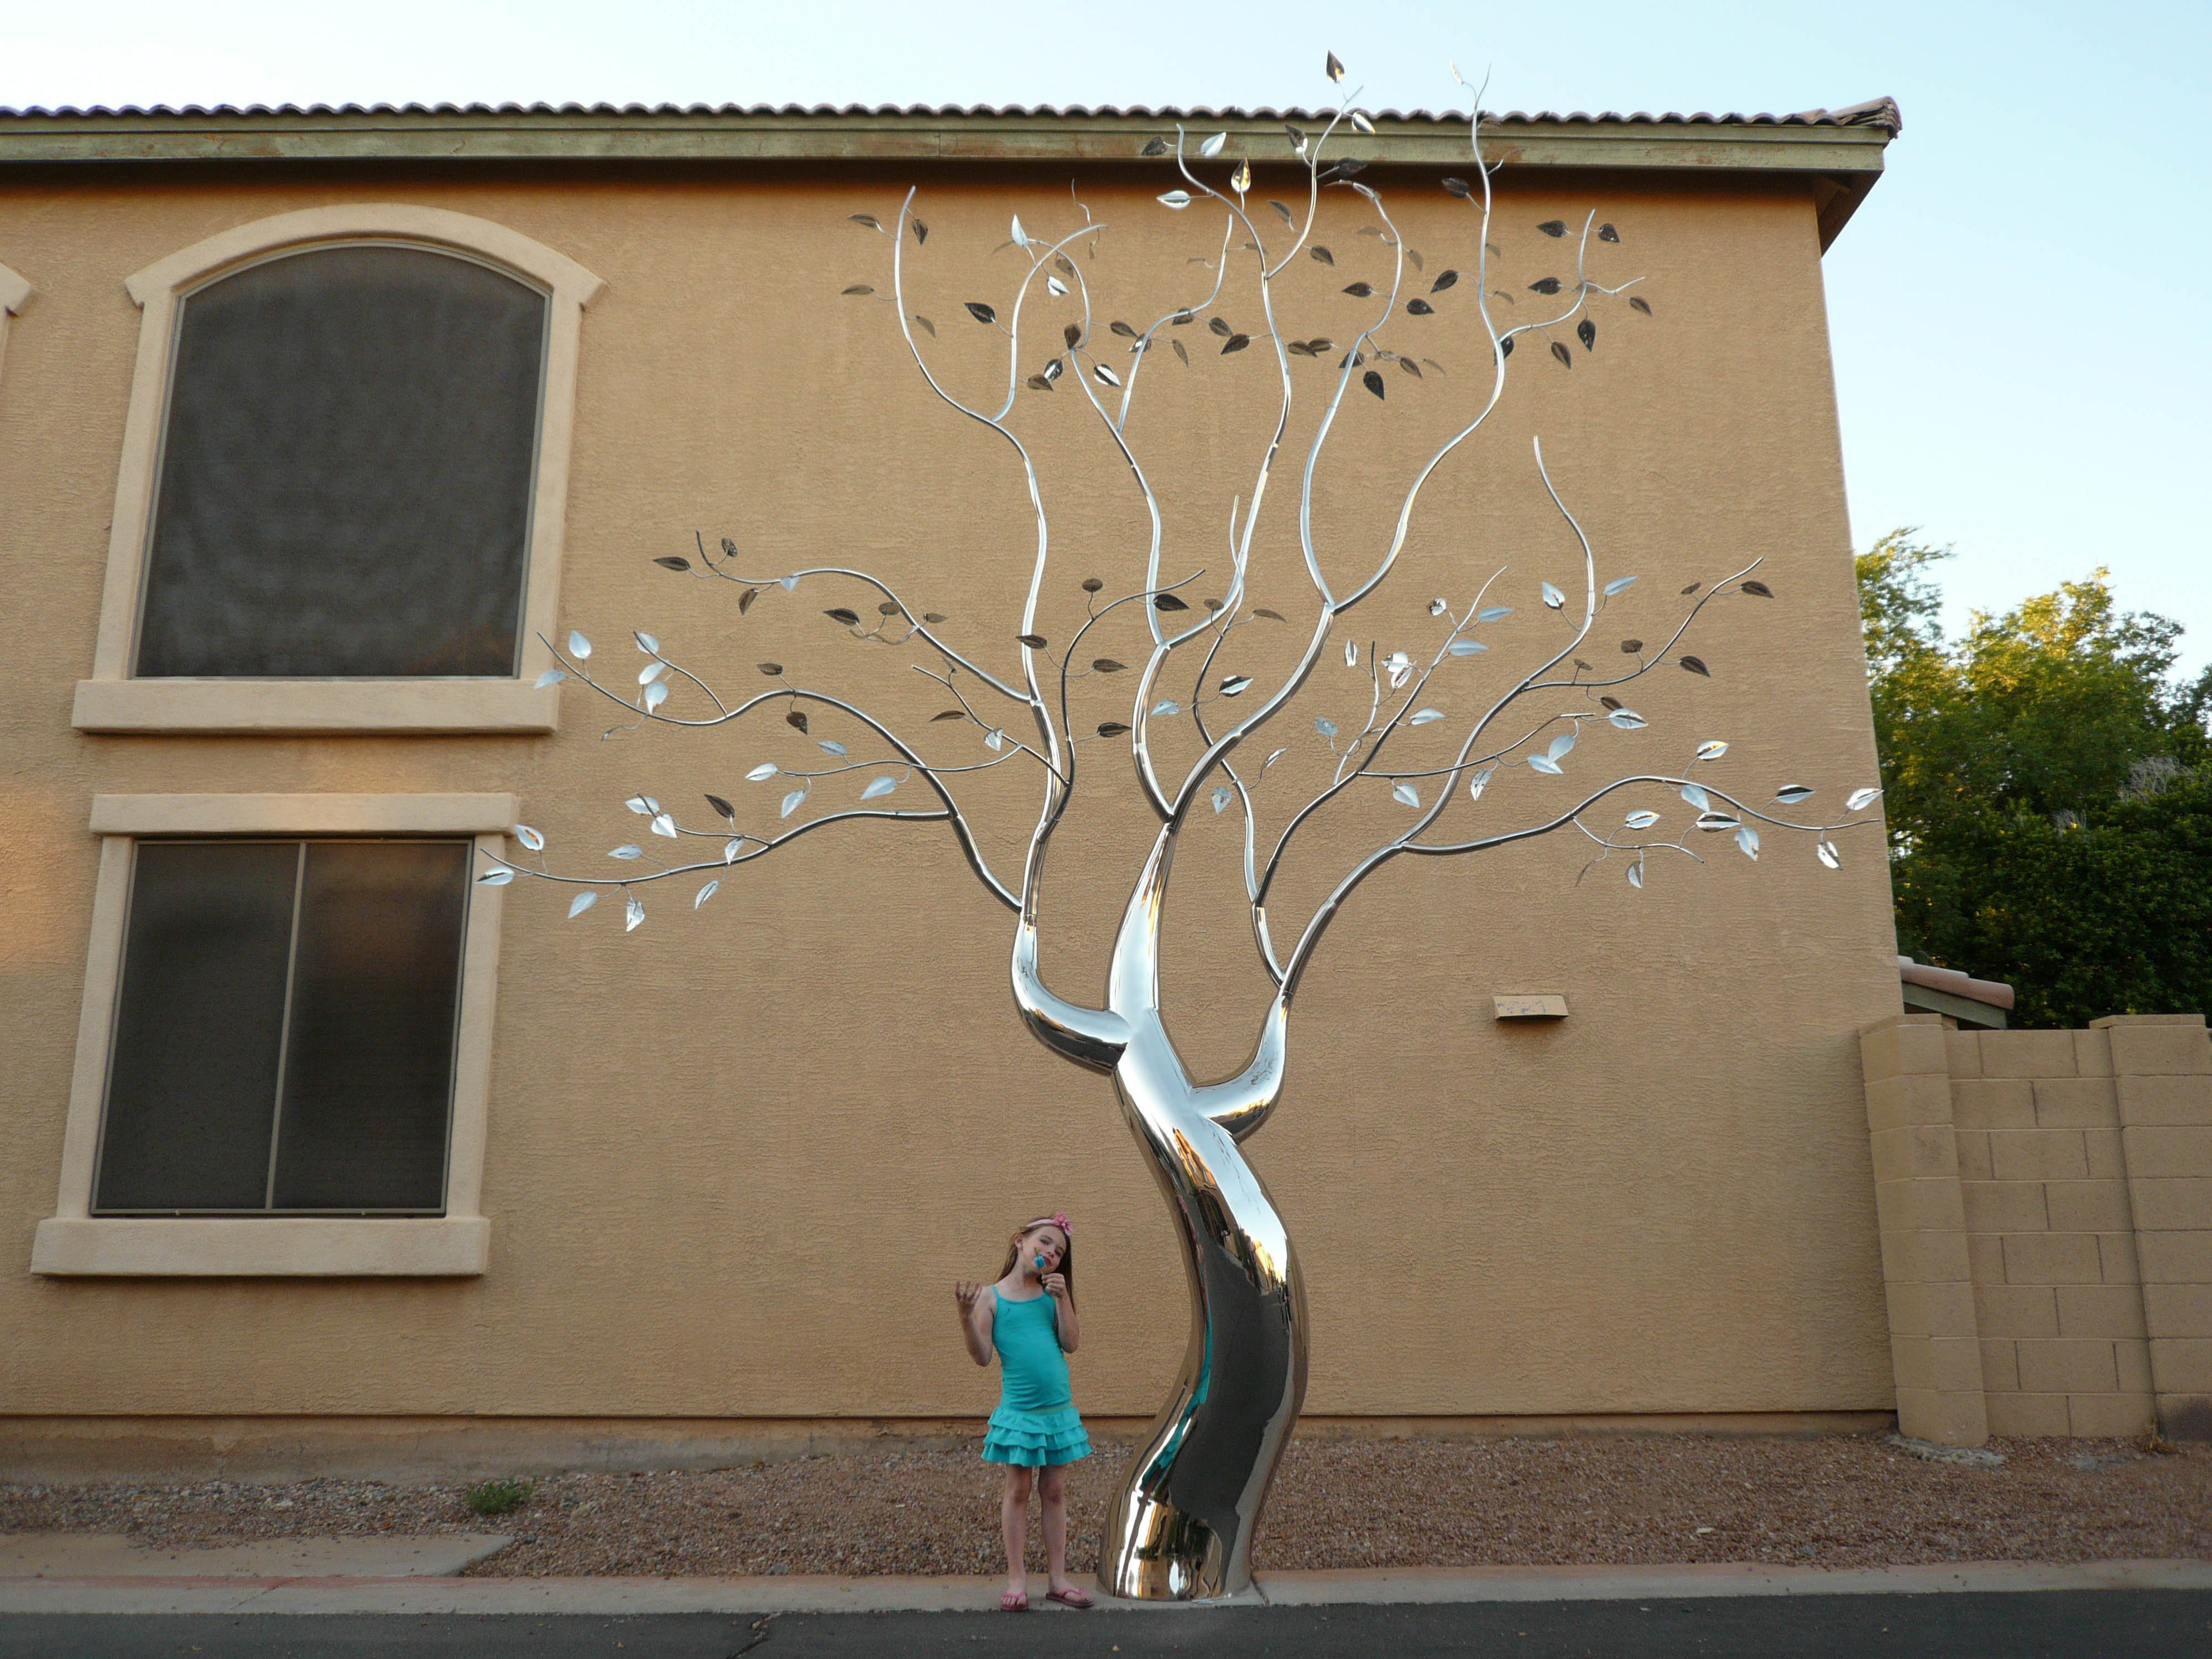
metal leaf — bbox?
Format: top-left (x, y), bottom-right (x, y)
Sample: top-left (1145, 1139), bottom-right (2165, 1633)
top-left (925, 613), bottom-right (948, 624)
top-left (1530, 277), bottom-right (1563, 295)
top-left (1094, 363), bottom-right (1122, 387)
top-left (1537, 220), bottom-right (1567, 238)
top-left (914, 218), bottom-right (930, 244)
top-left (985, 728), bottom-right (1006, 750)
top-left (1546, 731), bottom-right (1577, 763)
top-left (1447, 639), bottom-right (1487, 656)
top-left (862, 776), bottom-right (899, 800)
top-left (1254, 607), bottom-right (1287, 622)
top-left (1316, 717), bottom-right (1338, 738)
top-left (513, 823), bottom-right (545, 851)
top-left (1326, 50), bottom-right (1345, 81)
top-left (1846, 787), bottom-right (1884, 811)
top-left (786, 709), bottom-right (809, 734)
top-left (1550, 341), bottom-right (1573, 369)
top-left (779, 575), bottom-right (797, 591)
top-left (825, 607), bottom-right (861, 625)
top-left (842, 285), bottom-right (874, 297)
top-left (723, 838), bottom-right (744, 864)
top-left (1817, 839), bottom-right (1842, 869)
top-left (634, 631), bottom-right (660, 654)
top-left (1774, 785), bottom-right (1815, 805)
top-left (849, 213), bottom-right (881, 231)
top-left (1629, 295), bottom-right (1654, 316)
top-left (1344, 281), bottom-right (1374, 297)
top-left (1695, 740), bottom-right (1729, 762)
top-left (1578, 318), bottom-right (1597, 352)
top-left (1695, 812), bottom-right (1742, 832)
top-left (1344, 641), bottom-right (1358, 667)
top-left (1410, 708), bottom-right (1444, 725)
top-left (1158, 190), bottom-right (1193, 210)
top-left (1430, 597), bottom-right (1449, 615)
top-left (1627, 857), bottom-right (1645, 889)
top-left (1212, 786), bottom-right (1233, 815)
top-left (1092, 658), bottom-right (1127, 674)
top-left (1349, 111), bottom-right (1375, 136)
top-left (650, 812), bottom-right (677, 839)
top-left (1442, 177), bottom-right (1472, 199)
top-left (638, 660), bottom-right (670, 685)
top-left (1199, 131), bottom-right (1227, 158)
top-left (1625, 809), bottom-right (1660, 830)
top-left (609, 844), bottom-right (643, 859)
top-left (1478, 606), bottom-right (1513, 623)
top-left (965, 301), bottom-right (997, 325)
top-left (1221, 333), bottom-right (1251, 354)
top-left (1608, 709), bottom-right (1648, 729)
top-left (780, 787), bottom-right (807, 818)
top-left (477, 867), bottom-right (514, 886)
top-left (1680, 783), bottom-right (1710, 811)
top-left (818, 739), bottom-right (847, 756)
top-left (1528, 753), bottom-right (1562, 775)
top-left (1392, 781), bottom-right (1421, 807)
top-left (1363, 369), bottom-right (1385, 400)
top-left (1232, 159), bottom-right (1251, 194)
top-left (1010, 213), bottom-right (1027, 246)
top-left (1153, 592), bottom-right (1190, 612)
top-left (1598, 223), bottom-right (1620, 243)
top-left (568, 630), bottom-right (592, 659)
top-left (1311, 246), bottom-right (1334, 265)
top-left (1406, 299), bottom-right (1433, 316)
top-left (568, 891), bottom-right (598, 919)
top-left (1542, 581), bottom-right (1566, 610)
top-left (624, 796), bottom-right (658, 815)
top-left (1741, 579), bottom-right (1774, 598)
top-left (695, 879), bottom-right (720, 909)
top-left (1220, 674), bottom-right (1254, 696)
top-left (535, 667), bottom-right (567, 688)
top-left (739, 588), bottom-right (759, 614)
top-left (1172, 339), bottom-right (1190, 366)
top-left (1735, 825), bottom-right (1760, 860)
top-left (1680, 655), bottom-right (1712, 677)
top-left (625, 896), bottom-right (645, 932)
top-left (1017, 633), bottom-right (1047, 649)
top-left (1098, 721), bottom-right (1131, 737)
top-left (1141, 137), bottom-right (1170, 157)
top-left (931, 710), bottom-right (966, 722)
top-left (758, 661), bottom-right (783, 676)
top-left (1081, 576), bottom-right (1104, 592)
top-left (1604, 575), bottom-right (1638, 596)
top-left (1621, 638), bottom-right (1644, 654)
top-left (1468, 767), bottom-right (1493, 801)
top-left (746, 763), bottom-right (779, 781)
top-left (1151, 700), bottom-right (1181, 717)
top-left (705, 794), bottom-right (735, 820)
top-left (643, 681), bottom-right (670, 710)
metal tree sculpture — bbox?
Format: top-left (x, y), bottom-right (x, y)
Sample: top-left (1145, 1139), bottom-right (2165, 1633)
top-left (487, 58), bottom-right (1881, 1600)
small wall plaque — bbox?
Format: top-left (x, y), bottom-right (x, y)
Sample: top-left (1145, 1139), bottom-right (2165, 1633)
top-left (1493, 994), bottom-right (1569, 1020)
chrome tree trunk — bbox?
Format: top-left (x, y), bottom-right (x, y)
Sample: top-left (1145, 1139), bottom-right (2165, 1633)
top-left (1097, 1035), bottom-right (1307, 1599)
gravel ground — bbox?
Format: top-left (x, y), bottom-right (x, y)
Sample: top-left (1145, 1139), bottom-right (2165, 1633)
top-left (2, 1435), bottom-right (2205, 1578)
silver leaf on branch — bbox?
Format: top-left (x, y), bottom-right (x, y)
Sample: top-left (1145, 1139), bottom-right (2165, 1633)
top-left (567, 891), bottom-right (598, 919)
top-left (624, 895), bottom-right (645, 931)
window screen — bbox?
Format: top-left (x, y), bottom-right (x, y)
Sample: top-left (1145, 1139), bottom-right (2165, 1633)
top-left (134, 245), bottom-right (548, 680)
top-left (95, 839), bottom-right (471, 1215)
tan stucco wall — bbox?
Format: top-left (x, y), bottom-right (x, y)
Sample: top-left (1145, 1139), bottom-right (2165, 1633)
top-left (0, 160), bottom-right (1904, 1434)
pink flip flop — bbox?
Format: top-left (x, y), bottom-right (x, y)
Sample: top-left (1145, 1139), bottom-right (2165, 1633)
top-left (999, 1590), bottom-right (1029, 1612)
top-left (1045, 1586), bottom-right (1094, 1609)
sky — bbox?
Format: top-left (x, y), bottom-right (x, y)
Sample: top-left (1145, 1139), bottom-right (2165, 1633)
top-left (4, 0), bottom-right (2206, 676)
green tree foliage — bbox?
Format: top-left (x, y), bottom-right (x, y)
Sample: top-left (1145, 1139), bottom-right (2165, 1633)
top-left (1858, 532), bottom-right (2212, 1027)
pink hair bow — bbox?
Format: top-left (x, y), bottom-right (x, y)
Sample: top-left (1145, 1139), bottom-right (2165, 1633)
top-left (1052, 1211), bottom-right (1072, 1235)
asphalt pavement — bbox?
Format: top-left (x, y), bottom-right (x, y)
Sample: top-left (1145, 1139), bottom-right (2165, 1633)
top-left (5, 1592), bottom-right (2210, 1658)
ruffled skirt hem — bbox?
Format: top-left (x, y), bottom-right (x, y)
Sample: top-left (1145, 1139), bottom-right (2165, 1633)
top-left (981, 1402), bottom-right (1090, 1467)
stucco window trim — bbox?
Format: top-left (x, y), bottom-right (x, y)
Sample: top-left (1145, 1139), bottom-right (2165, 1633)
top-left (0, 260), bottom-right (30, 382)
top-left (32, 792), bottom-right (518, 1278)
top-left (71, 205), bottom-right (604, 736)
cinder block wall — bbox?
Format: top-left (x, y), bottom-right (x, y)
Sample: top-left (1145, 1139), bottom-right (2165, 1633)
top-left (1861, 1012), bottom-right (2212, 1444)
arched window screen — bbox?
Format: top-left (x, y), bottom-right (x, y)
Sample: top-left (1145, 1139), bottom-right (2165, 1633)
top-left (134, 244), bottom-right (548, 679)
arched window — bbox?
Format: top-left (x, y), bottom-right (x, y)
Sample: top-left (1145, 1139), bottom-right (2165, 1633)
top-left (76, 206), bottom-right (602, 733)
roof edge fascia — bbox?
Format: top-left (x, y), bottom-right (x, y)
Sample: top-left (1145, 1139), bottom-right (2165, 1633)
top-left (0, 106), bottom-right (1896, 247)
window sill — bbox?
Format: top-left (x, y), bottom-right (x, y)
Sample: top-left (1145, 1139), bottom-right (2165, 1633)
top-left (30, 1216), bottom-right (489, 1277)
top-left (72, 679), bottom-right (559, 735)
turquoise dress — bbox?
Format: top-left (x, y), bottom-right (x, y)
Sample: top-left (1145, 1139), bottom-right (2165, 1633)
top-left (982, 1287), bottom-right (1091, 1467)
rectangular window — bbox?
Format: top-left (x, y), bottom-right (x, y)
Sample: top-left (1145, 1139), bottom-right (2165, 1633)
top-left (93, 838), bottom-right (470, 1215)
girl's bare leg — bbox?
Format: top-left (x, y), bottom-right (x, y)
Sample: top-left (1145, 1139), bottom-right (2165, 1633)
top-left (1039, 1465), bottom-right (1073, 1591)
top-left (1000, 1466), bottom-right (1032, 1596)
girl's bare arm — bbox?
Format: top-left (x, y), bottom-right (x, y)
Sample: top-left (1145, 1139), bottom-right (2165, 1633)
top-left (1043, 1272), bottom-right (1081, 1353)
top-left (954, 1281), bottom-right (995, 1366)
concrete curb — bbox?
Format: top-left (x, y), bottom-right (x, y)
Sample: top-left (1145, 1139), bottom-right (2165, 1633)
top-left (2, 1557), bottom-right (2208, 1615)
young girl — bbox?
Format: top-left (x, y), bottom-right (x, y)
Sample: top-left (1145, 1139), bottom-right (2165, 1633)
top-left (953, 1212), bottom-right (1093, 1611)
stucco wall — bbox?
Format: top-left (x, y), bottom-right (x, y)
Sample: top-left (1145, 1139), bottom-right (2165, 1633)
top-left (0, 159), bottom-right (1904, 1437)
